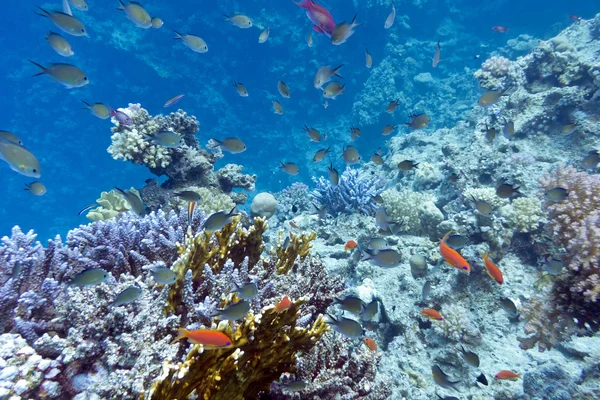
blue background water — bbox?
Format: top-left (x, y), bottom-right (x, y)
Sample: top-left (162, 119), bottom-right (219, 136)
top-left (0, 0), bottom-right (595, 241)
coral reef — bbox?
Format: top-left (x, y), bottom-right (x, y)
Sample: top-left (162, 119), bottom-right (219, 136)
top-left (380, 189), bottom-right (441, 236)
top-left (274, 182), bottom-right (312, 222)
top-left (312, 168), bottom-right (385, 217)
top-left (86, 188), bottom-right (136, 221)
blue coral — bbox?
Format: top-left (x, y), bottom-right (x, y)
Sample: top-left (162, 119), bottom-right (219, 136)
top-left (312, 168), bottom-right (385, 216)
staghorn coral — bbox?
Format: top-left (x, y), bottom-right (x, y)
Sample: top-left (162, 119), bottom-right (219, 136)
top-left (312, 168), bottom-right (385, 217)
top-left (86, 188), bottom-right (134, 221)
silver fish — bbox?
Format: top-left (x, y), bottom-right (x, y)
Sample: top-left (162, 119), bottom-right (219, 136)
top-left (313, 65), bottom-right (343, 89)
top-left (82, 101), bottom-right (110, 119)
top-left (360, 299), bottom-right (378, 321)
top-left (0, 131), bottom-right (23, 146)
top-left (146, 131), bottom-right (183, 148)
top-left (331, 13), bottom-right (360, 45)
top-left (204, 207), bottom-right (238, 231)
top-left (114, 187), bottom-right (146, 217)
top-left (326, 314), bottom-right (363, 338)
top-left (230, 282), bottom-right (258, 300)
top-left (68, 268), bottom-right (108, 287)
top-left (212, 300), bottom-right (250, 321)
top-left (432, 365), bottom-right (460, 390)
top-left (46, 31), bottom-right (74, 57)
top-left (0, 137), bottom-right (41, 178)
top-left (544, 187), bottom-right (568, 202)
top-left (540, 256), bottom-right (564, 275)
top-left (384, 1), bottom-right (396, 29)
top-left (279, 161), bottom-right (299, 175)
top-left (258, 27), bottom-right (270, 43)
top-left (151, 267), bottom-right (176, 285)
top-left (29, 60), bottom-right (88, 88)
top-left (281, 380), bottom-right (308, 392)
top-left (118, 0), bottom-right (152, 29)
top-left (333, 295), bottom-right (364, 314)
top-left (11, 261), bottom-right (21, 280)
top-left (460, 345), bottom-right (480, 367)
top-left (174, 191), bottom-right (202, 202)
top-left (110, 286), bottom-right (142, 307)
top-left (223, 14), bottom-right (253, 28)
top-left (363, 249), bottom-right (402, 268)
top-left (422, 280), bottom-right (431, 300)
top-left (213, 137), bottom-right (246, 153)
top-left (24, 181), bottom-right (46, 196)
top-left (367, 238), bottom-right (389, 251)
top-left (36, 7), bottom-right (87, 36)
top-left (174, 31), bottom-right (208, 53)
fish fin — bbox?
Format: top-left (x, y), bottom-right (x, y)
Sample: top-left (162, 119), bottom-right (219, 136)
top-left (28, 60), bottom-right (46, 77)
top-left (222, 13), bottom-right (231, 20)
top-left (350, 13), bottom-right (359, 25)
top-left (211, 138), bottom-right (222, 145)
top-left (34, 6), bottom-right (50, 17)
top-left (312, 25), bottom-right (324, 33)
top-left (332, 64), bottom-right (344, 78)
top-left (113, 187), bottom-right (126, 196)
top-left (117, 0), bottom-right (126, 10)
top-left (81, 100), bottom-right (91, 108)
top-left (173, 30), bottom-right (183, 39)
top-left (170, 328), bottom-right (188, 344)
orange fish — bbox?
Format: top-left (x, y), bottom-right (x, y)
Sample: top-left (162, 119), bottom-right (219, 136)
top-left (187, 201), bottom-right (196, 226)
top-left (440, 231), bottom-right (471, 273)
top-left (481, 251), bottom-right (503, 284)
top-left (171, 328), bottom-right (232, 349)
top-left (364, 337), bottom-right (377, 352)
top-left (494, 370), bottom-right (521, 380)
top-left (421, 308), bottom-right (443, 321)
top-left (344, 240), bottom-right (358, 251)
top-left (289, 221), bottom-right (300, 229)
top-left (275, 296), bottom-right (293, 312)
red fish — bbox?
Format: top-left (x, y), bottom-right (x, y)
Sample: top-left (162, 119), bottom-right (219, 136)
top-left (344, 240), bottom-right (358, 252)
top-left (481, 251), bottom-right (503, 284)
top-left (440, 231), bottom-right (471, 273)
top-left (274, 296), bottom-right (293, 312)
top-left (494, 370), bottom-right (521, 380)
top-left (171, 328), bottom-right (232, 349)
top-left (492, 25), bottom-right (508, 33)
top-left (421, 308), bottom-right (443, 321)
top-left (364, 337), bottom-right (377, 352)
top-left (109, 107), bottom-right (132, 125)
top-left (295, 0), bottom-right (336, 37)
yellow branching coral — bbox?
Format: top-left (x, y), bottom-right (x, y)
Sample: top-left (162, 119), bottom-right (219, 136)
top-left (275, 231), bottom-right (317, 274)
top-left (148, 299), bottom-right (329, 400)
top-left (167, 217), bottom-right (267, 313)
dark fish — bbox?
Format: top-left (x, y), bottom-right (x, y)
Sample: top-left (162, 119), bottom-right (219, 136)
top-left (68, 268), bottom-right (108, 287)
top-left (386, 99), bottom-right (400, 114)
top-left (291, 205), bottom-right (298, 213)
top-left (496, 182), bottom-right (521, 199)
top-left (110, 286), bottom-right (142, 307)
top-left (500, 297), bottom-right (518, 318)
top-left (404, 113), bottom-right (430, 130)
top-left (114, 187), bottom-right (146, 217)
top-left (174, 191), bottom-right (202, 202)
top-left (445, 234), bottom-right (467, 250)
top-left (371, 153), bottom-right (384, 165)
top-left (422, 280), bottom-right (431, 300)
top-left (313, 203), bottom-right (327, 219)
top-left (328, 162), bottom-right (339, 185)
top-left (333, 295), bottom-right (365, 314)
top-left (471, 196), bottom-right (493, 217)
top-left (476, 373), bottom-right (489, 386)
top-left (362, 248), bottom-right (402, 268)
top-left (326, 314), bottom-right (364, 338)
top-left (398, 160), bottom-right (419, 171)
top-left (583, 151), bottom-right (600, 170)
top-left (349, 126), bottom-right (361, 141)
top-left (432, 365), bottom-right (459, 390)
top-left (212, 300), bottom-right (250, 321)
top-left (460, 345), bottom-right (480, 368)
top-left (544, 187), bottom-right (568, 202)
top-left (360, 299), bottom-right (378, 321)
top-left (485, 123), bottom-right (496, 141)
top-left (503, 120), bottom-right (515, 139)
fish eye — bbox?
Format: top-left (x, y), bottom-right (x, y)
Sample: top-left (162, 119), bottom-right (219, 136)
top-left (226, 341), bottom-right (231, 345)
top-left (32, 168), bottom-right (37, 173)
top-left (463, 266), bottom-right (468, 270)
top-left (84, 77), bottom-right (88, 80)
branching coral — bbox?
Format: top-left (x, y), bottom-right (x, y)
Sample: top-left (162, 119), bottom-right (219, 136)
top-left (312, 168), bottom-right (385, 216)
top-left (275, 183), bottom-right (312, 222)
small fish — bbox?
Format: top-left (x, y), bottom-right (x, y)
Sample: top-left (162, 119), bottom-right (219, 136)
top-left (364, 337), bottom-right (377, 351)
top-left (279, 161), bottom-right (299, 175)
top-left (476, 373), bottom-right (489, 386)
top-left (109, 107), bottom-right (132, 125)
top-left (314, 65), bottom-right (343, 89)
top-left (146, 130), bottom-right (183, 148)
top-left (0, 131), bottom-right (23, 146)
top-left (365, 48), bottom-right (373, 68)
top-left (432, 40), bottom-right (441, 68)
top-left (0, 137), bottom-right (41, 178)
top-left (77, 203), bottom-right (97, 216)
top-left (151, 17), bottom-right (164, 29)
top-left (499, 297), bottom-right (518, 317)
top-left (11, 261), bottom-right (21, 280)
top-left (46, 31), bottom-right (74, 57)
top-left (492, 25), bottom-right (509, 33)
top-left (274, 296), bottom-right (293, 312)
top-left (494, 370), bottom-right (521, 380)
top-left (110, 286), bottom-right (142, 308)
top-left (117, 0), bottom-right (152, 29)
top-left (281, 380), bottom-right (308, 392)
top-left (323, 100), bottom-right (329, 108)
top-left (313, 147), bottom-right (331, 163)
top-left (212, 137), bottom-right (246, 154)
top-left (289, 221), bottom-right (300, 229)
top-left (485, 123), bottom-right (496, 141)
top-left (29, 60), bottom-right (88, 88)
top-left (350, 126), bottom-right (362, 141)
top-left (304, 126), bottom-right (326, 142)
top-left (295, 0), bottom-right (336, 36)
top-left (478, 90), bottom-right (508, 107)
top-left (173, 31), bottom-right (208, 53)
top-left (328, 162), bottom-right (339, 185)
top-left (422, 280), bottom-right (431, 300)
top-left (68, 268), bottom-right (108, 287)
top-left (371, 153), bottom-right (384, 165)
top-left (174, 190), bottom-right (202, 202)
top-left (334, 295), bottom-right (364, 314)
top-left (151, 267), bottom-right (176, 284)
top-left (277, 80), bottom-right (291, 98)
top-left (448, 173), bottom-right (459, 183)
top-left (569, 15), bottom-right (582, 23)
top-left (384, 1), bottom-right (396, 29)
top-left (503, 120), bottom-right (515, 139)
top-left (272, 100), bottom-right (284, 115)
top-left (331, 13), bottom-right (360, 45)
top-left (460, 345), bottom-right (480, 368)
top-left (68, 0), bottom-right (88, 11)
top-left (540, 256), bottom-right (564, 275)
top-left (323, 82), bottom-right (345, 99)
top-left (326, 314), bottom-right (364, 338)
top-left (470, 196), bottom-right (493, 217)
top-left (307, 31), bottom-right (313, 47)
top-left (233, 81), bottom-right (248, 97)
top-left (495, 181), bottom-right (521, 199)
top-left (204, 207), bottom-right (239, 231)
top-left (440, 231), bottom-right (471, 273)
top-left (386, 99), bottom-right (400, 114)
top-left (398, 160), bottom-right (419, 171)
top-left (313, 203), bottom-right (327, 219)
top-left (258, 27), bottom-right (270, 43)
top-left (445, 234), bottom-right (467, 250)
top-left (230, 282), bottom-right (258, 300)
top-left (421, 308), bottom-right (443, 321)
top-left (405, 114), bottom-right (430, 130)
top-left (582, 151), bottom-right (600, 170)
top-left (374, 207), bottom-right (402, 235)
top-left (432, 365), bottom-right (459, 390)
top-left (187, 202), bottom-right (196, 226)
top-left (172, 328), bottom-right (232, 349)
top-left (561, 122), bottom-right (579, 135)
top-left (363, 249), bottom-right (402, 268)
top-left (213, 300), bottom-right (250, 321)
top-left (544, 187), bottom-right (568, 202)
top-left (367, 238), bottom-right (388, 251)
top-left (382, 125), bottom-right (397, 136)
top-left (342, 145), bottom-right (360, 165)
top-left (360, 299), bottom-right (378, 321)
top-left (164, 94), bottom-right (185, 108)
top-left (223, 14), bottom-right (253, 29)
top-left (82, 101), bottom-right (110, 119)
top-left (35, 7), bottom-right (87, 36)
top-left (24, 181), bottom-right (46, 196)
top-left (114, 187), bottom-right (146, 217)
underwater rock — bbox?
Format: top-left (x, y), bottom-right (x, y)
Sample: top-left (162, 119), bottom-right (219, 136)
top-left (409, 254), bottom-right (428, 278)
top-left (250, 192), bottom-right (278, 220)
top-left (523, 364), bottom-right (577, 400)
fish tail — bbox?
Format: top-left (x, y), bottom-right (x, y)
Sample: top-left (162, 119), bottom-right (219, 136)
top-left (173, 30), bottom-right (182, 39)
top-left (34, 6), bottom-right (50, 17)
top-left (227, 206), bottom-right (238, 216)
top-left (170, 328), bottom-right (188, 344)
top-left (117, 0), bottom-right (125, 10)
top-left (113, 187), bottom-right (126, 196)
top-left (28, 60), bottom-right (46, 77)
top-left (81, 100), bottom-right (91, 108)
top-left (332, 64), bottom-right (344, 78)
top-left (211, 138), bottom-right (222, 145)
top-left (350, 13), bottom-right (359, 25)
top-left (221, 13), bottom-right (230, 20)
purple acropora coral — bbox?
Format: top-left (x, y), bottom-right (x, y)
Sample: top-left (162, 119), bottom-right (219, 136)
top-left (539, 165), bottom-right (600, 307)
top-left (312, 168), bottom-right (385, 216)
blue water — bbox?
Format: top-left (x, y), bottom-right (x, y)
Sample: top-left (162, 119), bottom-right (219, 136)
top-left (0, 0), bottom-right (595, 241)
